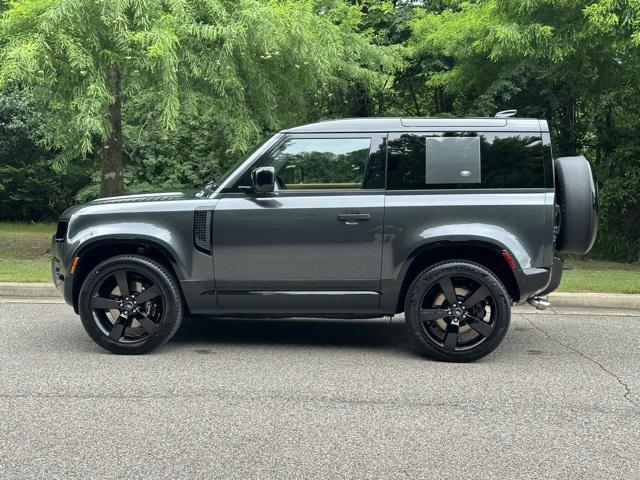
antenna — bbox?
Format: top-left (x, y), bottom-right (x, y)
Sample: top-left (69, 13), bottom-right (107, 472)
top-left (495, 109), bottom-right (517, 118)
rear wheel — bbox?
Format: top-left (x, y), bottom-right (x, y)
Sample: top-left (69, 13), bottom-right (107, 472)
top-left (404, 261), bottom-right (510, 362)
top-left (78, 255), bottom-right (183, 354)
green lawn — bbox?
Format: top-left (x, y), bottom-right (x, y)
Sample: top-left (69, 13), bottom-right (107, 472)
top-left (0, 222), bottom-right (639, 292)
top-left (0, 222), bottom-right (55, 283)
top-left (0, 258), bottom-right (52, 283)
top-left (557, 259), bottom-right (640, 294)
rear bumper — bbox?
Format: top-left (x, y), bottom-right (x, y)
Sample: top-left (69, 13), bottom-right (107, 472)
top-left (514, 257), bottom-right (563, 301)
top-left (537, 257), bottom-right (563, 297)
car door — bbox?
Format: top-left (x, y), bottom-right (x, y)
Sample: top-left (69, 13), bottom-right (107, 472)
top-left (212, 133), bottom-right (387, 314)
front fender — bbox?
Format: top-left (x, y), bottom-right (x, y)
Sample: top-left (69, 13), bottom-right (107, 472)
top-left (66, 218), bottom-right (192, 280)
top-left (72, 233), bottom-right (187, 280)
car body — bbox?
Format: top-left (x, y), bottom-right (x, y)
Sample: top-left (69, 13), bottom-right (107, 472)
top-left (51, 117), bottom-right (597, 359)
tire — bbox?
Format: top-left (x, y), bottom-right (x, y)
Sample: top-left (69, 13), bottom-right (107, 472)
top-left (404, 261), bottom-right (511, 362)
top-left (78, 255), bottom-right (184, 354)
top-left (555, 156), bottom-right (598, 254)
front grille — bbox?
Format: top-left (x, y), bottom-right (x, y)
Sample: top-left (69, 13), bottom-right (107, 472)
top-left (193, 211), bottom-right (212, 254)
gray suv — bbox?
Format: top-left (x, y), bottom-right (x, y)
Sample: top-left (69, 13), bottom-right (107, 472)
top-left (52, 117), bottom-right (598, 361)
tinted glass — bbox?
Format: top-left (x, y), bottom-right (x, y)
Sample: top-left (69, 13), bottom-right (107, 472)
top-left (387, 132), bottom-right (545, 190)
top-left (426, 136), bottom-right (481, 184)
top-left (235, 137), bottom-right (378, 190)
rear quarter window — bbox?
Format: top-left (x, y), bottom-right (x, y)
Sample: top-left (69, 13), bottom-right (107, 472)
top-left (387, 132), bottom-right (545, 190)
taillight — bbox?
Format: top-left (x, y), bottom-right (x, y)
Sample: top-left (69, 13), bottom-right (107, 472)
top-left (501, 250), bottom-right (517, 270)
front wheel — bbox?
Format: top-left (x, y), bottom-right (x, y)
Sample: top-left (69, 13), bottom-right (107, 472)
top-left (78, 255), bottom-right (184, 354)
top-left (404, 261), bottom-right (511, 362)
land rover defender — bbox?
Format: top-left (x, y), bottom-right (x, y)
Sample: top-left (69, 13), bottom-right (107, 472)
top-left (52, 116), bottom-right (598, 361)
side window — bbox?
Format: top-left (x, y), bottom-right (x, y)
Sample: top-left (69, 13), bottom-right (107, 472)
top-left (235, 137), bottom-right (381, 190)
top-left (425, 136), bottom-right (480, 184)
top-left (387, 132), bottom-right (545, 190)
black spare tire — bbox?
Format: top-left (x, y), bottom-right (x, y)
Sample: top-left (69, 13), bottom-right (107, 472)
top-left (554, 156), bottom-right (598, 254)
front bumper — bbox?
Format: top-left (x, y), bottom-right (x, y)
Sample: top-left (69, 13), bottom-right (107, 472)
top-left (51, 235), bottom-right (74, 307)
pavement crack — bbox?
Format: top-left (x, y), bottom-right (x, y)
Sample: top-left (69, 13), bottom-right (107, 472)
top-left (525, 315), bottom-right (639, 409)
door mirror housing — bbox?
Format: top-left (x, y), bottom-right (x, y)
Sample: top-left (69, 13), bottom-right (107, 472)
top-left (251, 166), bottom-right (276, 193)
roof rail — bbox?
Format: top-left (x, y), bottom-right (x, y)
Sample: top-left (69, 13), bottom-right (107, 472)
top-left (495, 109), bottom-right (517, 118)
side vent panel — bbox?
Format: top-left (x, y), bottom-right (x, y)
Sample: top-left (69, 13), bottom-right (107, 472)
top-left (193, 210), bottom-right (213, 254)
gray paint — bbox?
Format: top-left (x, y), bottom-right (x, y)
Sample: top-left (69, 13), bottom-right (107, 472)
top-left (211, 191), bottom-right (384, 312)
top-left (382, 191), bottom-right (551, 270)
top-left (53, 117), bottom-right (557, 317)
top-left (60, 192), bottom-right (214, 280)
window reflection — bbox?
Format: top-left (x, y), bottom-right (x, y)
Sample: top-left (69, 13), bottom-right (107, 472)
top-left (387, 132), bottom-right (545, 189)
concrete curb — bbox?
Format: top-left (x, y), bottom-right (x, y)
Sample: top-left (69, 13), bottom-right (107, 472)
top-left (0, 282), bottom-right (59, 298)
top-left (0, 283), bottom-right (638, 310)
top-left (547, 292), bottom-right (640, 310)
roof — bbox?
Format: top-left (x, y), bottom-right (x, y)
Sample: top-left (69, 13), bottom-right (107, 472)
top-left (281, 117), bottom-right (547, 134)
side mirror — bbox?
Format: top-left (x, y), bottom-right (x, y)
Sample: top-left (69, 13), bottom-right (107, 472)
top-left (251, 166), bottom-right (276, 193)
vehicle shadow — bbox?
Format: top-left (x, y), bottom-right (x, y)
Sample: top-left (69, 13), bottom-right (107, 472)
top-left (170, 316), bottom-right (414, 352)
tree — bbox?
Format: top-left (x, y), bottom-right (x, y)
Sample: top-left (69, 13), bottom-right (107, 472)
top-left (0, 92), bottom-right (92, 220)
top-left (409, 0), bottom-right (640, 260)
top-left (0, 0), bottom-right (395, 196)
top-left (337, 0), bottom-right (463, 118)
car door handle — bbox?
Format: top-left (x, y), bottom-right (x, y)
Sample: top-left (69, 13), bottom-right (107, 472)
top-left (338, 213), bottom-right (371, 224)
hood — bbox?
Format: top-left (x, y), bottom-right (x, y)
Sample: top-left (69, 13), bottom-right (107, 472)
top-left (59, 189), bottom-right (201, 219)
top-left (87, 190), bottom-right (198, 205)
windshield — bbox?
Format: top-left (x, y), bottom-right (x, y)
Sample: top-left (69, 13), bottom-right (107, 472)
top-left (197, 135), bottom-right (272, 196)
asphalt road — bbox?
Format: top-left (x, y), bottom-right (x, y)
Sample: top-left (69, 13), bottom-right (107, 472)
top-left (0, 300), bottom-right (638, 480)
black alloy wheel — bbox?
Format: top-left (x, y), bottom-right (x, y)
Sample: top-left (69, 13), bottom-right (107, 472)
top-left (78, 255), bottom-right (183, 354)
top-left (405, 261), bottom-right (511, 362)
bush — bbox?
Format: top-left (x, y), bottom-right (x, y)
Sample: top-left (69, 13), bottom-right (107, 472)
top-left (0, 94), bottom-right (93, 221)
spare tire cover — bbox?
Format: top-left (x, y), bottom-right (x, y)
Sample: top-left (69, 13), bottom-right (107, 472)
top-left (554, 156), bottom-right (598, 254)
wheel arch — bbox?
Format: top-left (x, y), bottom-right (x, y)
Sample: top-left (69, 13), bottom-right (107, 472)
top-left (69, 238), bottom-right (185, 313)
top-left (394, 241), bottom-right (520, 314)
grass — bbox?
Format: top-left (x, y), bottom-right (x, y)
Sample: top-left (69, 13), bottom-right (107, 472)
top-left (0, 222), bottom-right (639, 292)
top-left (0, 222), bottom-right (57, 235)
top-left (557, 258), bottom-right (640, 294)
top-left (0, 258), bottom-right (52, 283)
top-left (0, 222), bottom-right (55, 283)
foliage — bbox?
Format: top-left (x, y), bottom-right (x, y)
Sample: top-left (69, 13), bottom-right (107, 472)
top-left (0, 0), bottom-right (397, 163)
top-left (0, 93), bottom-right (92, 220)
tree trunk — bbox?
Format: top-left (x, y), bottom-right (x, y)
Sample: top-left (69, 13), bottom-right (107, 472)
top-left (558, 99), bottom-right (577, 156)
top-left (100, 64), bottom-right (124, 197)
top-left (409, 84), bottom-right (422, 117)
